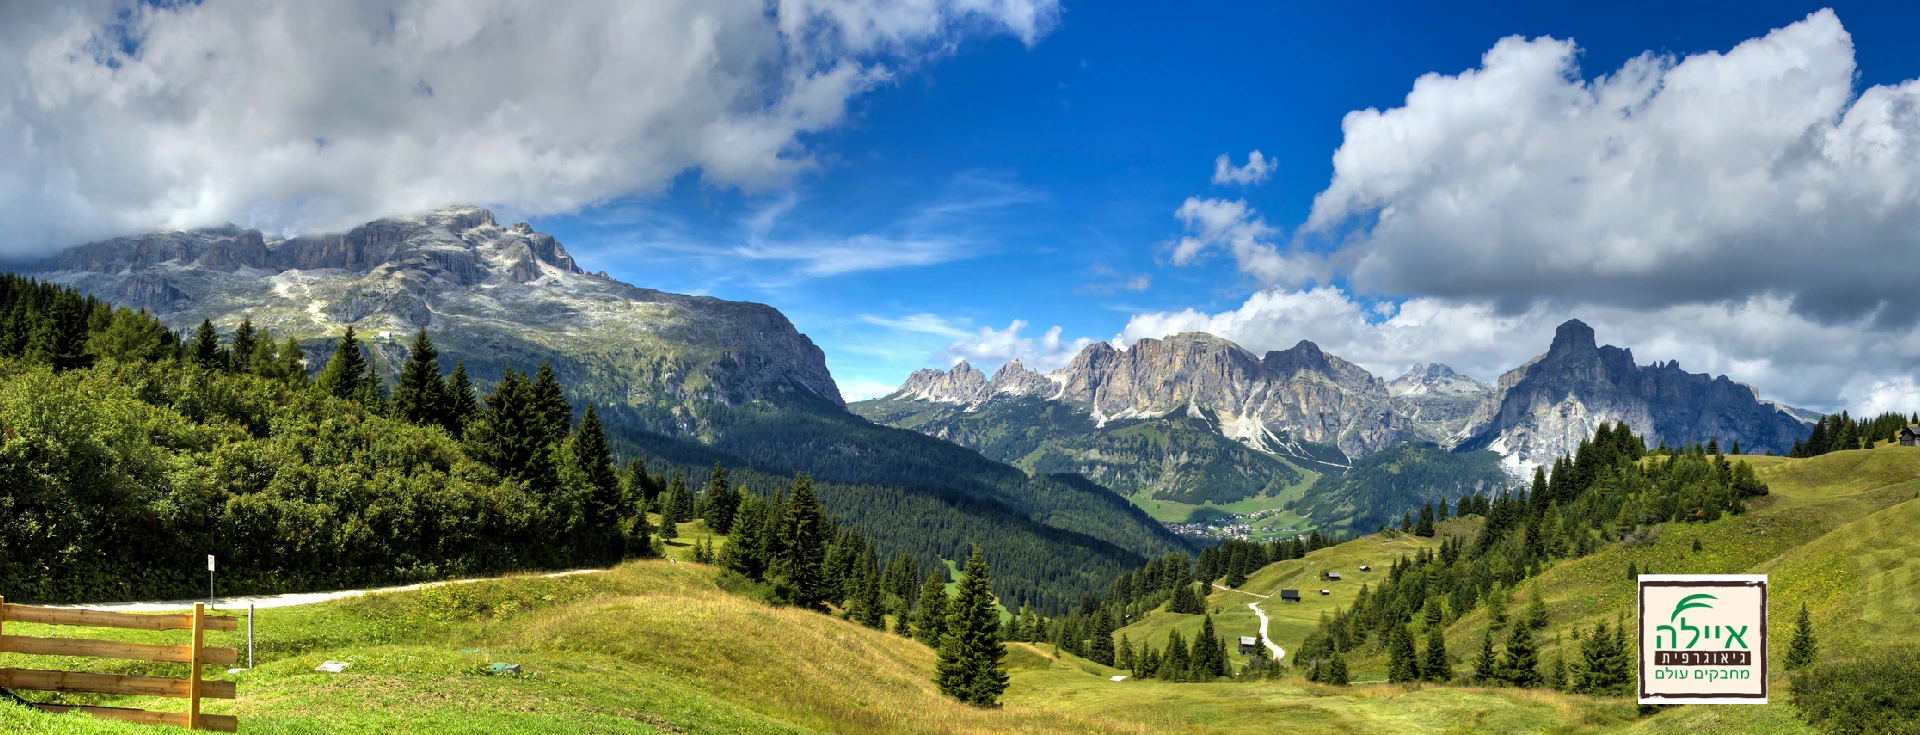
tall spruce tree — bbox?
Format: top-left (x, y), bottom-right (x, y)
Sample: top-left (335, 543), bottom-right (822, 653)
top-left (935, 546), bottom-right (1008, 706)
top-left (1473, 628), bottom-right (1500, 684)
top-left (1415, 502), bottom-right (1436, 537)
top-left (1499, 621), bottom-right (1541, 687)
top-left (660, 472), bottom-right (694, 526)
top-left (1423, 624), bottom-right (1451, 682)
top-left (1325, 648), bottom-right (1349, 686)
top-left (1526, 584), bottom-right (1550, 630)
top-left (1387, 622), bottom-right (1421, 682)
top-left (443, 359), bottom-right (478, 437)
top-left (191, 319), bottom-right (224, 371)
top-left (316, 327), bottom-right (368, 399)
top-left (1088, 607), bottom-right (1117, 666)
top-left (573, 406), bottom-right (623, 561)
top-left (777, 474), bottom-right (831, 608)
top-left (1161, 629), bottom-right (1189, 682)
top-left (280, 336), bottom-right (308, 382)
top-left (1785, 603), bottom-right (1818, 670)
top-left (912, 571), bottom-right (950, 647)
top-left (392, 329), bottom-right (446, 427)
top-left (718, 496), bottom-right (765, 579)
top-left (702, 463), bottom-right (739, 534)
top-left (229, 318), bottom-right (257, 373)
top-left (464, 367), bottom-right (556, 495)
top-left (530, 361), bottom-right (572, 445)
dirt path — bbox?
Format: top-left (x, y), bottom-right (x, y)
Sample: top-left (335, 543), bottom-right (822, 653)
top-left (1211, 583), bottom-right (1284, 660)
top-left (51, 569), bottom-right (607, 612)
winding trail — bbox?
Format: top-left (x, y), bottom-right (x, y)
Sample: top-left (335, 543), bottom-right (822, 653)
top-left (1211, 583), bottom-right (1285, 661)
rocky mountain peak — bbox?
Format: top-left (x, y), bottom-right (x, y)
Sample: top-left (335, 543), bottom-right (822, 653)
top-left (1549, 319), bottom-right (1598, 355)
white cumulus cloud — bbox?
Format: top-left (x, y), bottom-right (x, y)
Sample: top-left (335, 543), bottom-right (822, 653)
top-left (0, 0), bottom-right (1059, 253)
top-left (940, 320), bottom-right (1092, 372)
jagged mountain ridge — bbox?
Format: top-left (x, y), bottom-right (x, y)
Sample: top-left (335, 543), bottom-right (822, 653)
top-left (863, 321), bottom-right (1816, 475)
top-left (1456, 319), bottom-right (1814, 467)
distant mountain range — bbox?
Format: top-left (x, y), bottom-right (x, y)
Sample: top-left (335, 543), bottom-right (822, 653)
top-left (856, 319), bottom-right (1817, 488)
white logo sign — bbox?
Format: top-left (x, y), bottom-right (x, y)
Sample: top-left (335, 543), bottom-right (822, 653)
top-left (1638, 574), bottom-right (1767, 704)
top-left (208, 554), bottom-right (216, 572)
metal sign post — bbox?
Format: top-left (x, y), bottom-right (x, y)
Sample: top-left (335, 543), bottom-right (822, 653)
top-left (207, 555), bottom-right (216, 605)
top-left (247, 605), bottom-right (255, 669)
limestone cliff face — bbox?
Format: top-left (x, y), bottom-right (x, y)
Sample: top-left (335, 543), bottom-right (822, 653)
top-left (1389, 363), bottom-right (1494, 442)
top-left (1457, 320), bottom-right (1813, 467)
top-left (30, 206), bottom-right (843, 413)
top-left (1050, 334), bottom-right (1400, 460)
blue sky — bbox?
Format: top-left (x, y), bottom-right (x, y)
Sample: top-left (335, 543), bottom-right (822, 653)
top-left (13, 1), bottom-right (1920, 412)
top-left (522, 1), bottom-right (1920, 401)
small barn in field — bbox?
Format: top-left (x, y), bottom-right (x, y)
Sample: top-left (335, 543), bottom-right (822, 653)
top-left (1239, 636), bottom-right (1259, 654)
top-left (1280, 589), bottom-right (1301, 602)
top-left (1319, 589), bottom-right (1331, 596)
top-left (1327, 572), bottom-right (1343, 581)
top-left (1359, 565), bottom-right (1371, 572)
top-left (1902, 425), bottom-right (1920, 447)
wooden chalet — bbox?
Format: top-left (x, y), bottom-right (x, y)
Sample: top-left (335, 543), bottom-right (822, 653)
top-left (1279, 589), bottom-right (1301, 602)
top-left (1239, 636), bottom-right (1259, 654)
top-left (1901, 425), bottom-right (1920, 447)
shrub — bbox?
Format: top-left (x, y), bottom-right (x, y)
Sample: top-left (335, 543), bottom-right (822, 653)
top-left (1791, 649), bottom-right (1920, 734)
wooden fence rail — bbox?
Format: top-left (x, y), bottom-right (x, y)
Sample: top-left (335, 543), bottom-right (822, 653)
top-left (0, 596), bottom-right (238, 731)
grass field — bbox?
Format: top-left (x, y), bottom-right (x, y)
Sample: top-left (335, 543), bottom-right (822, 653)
top-left (4, 447), bottom-right (1918, 733)
top-left (1127, 466), bottom-right (1320, 528)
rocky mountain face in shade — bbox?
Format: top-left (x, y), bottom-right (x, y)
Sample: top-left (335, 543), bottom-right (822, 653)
top-left (1456, 319), bottom-right (1815, 467)
top-left (1389, 363), bottom-right (1495, 442)
top-left (26, 206), bottom-right (844, 418)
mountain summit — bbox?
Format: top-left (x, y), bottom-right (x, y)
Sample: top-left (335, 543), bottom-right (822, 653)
top-left (30, 206), bottom-right (844, 414)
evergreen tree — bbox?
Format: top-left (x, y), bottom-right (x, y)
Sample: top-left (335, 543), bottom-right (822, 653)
top-left (392, 329), bottom-right (446, 427)
top-left (1499, 621), bottom-right (1541, 687)
top-left (356, 359), bottom-right (388, 414)
top-left (660, 472), bottom-right (694, 525)
top-left (1415, 502), bottom-right (1436, 537)
top-left (935, 547), bottom-right (1009, 706)
top-left (912, 572), bottom-right (950, 647)
top-left (442, 359), bottom-right (478, 437)
top-left (316, 327), bottom-right (368, 399)
top-left (280, 336), bottom-right (308, 382)
top-left (1116, 634), bottom-right (1136, 674)
top-left (854, 546), bottom-right (886, 629)
top-left (1626, 561), bottom-right (1638, 580)
top-left (1526, 584), bottom-right (1549, 630)
top-left (530, 361), bottom-right (572, 444)
top-left (702, 463), bottom-right (740, 534)
top-left (717, 496), bottom-right (765, 579)
top-left (1088, 607), bottom-right (1117, 666)
top-left (776, 474), bottom-right (831, 608)
top-left (1546, 651), bottom-right (1567, 692)
top-left (1785, 603), bottom-right (1819, 670)
top-left (229, 318), bottom-right (257, 373)
top-left (192, 319), bottom-right (224, 371)
top-left (1387, 622), bottom-right (1421, 683)
top-left (1472, 629), bottom-right (1500, 684)
top-left (573, 406), bottom-right (623, 560)
top-left (1160, 629), bottom-right (1189, 682)
top-left (464, 368), bottom-right (557, 495)
top-left (1325, 649), bottom-right (1349, 686)
top-left (1189, 615), bottom-right (1227, 680)
top-left (1487, 583), bottom-right (1508, 629)
top-left (1423, 624), bottom-right (1451, 682)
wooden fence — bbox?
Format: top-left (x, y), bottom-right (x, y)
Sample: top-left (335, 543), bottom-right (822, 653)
top-left (0, 596), bottom-right (239, 731)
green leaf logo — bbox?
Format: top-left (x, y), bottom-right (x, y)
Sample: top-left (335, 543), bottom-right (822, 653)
top-left (1670, 593), bottom-right (1716, 622)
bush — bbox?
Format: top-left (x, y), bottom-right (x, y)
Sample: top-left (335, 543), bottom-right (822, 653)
top-left (1791, 649), bottom-right (1920, 734)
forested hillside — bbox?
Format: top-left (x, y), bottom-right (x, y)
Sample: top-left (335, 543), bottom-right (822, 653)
top-left (0, 275), bottom-right (1159, 612)
top-left (1293, 443), bottom-right (1514, 532)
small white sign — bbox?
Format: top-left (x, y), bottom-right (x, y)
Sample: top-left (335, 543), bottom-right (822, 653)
top-left (1639, 574), bottom-right (1768, 704)
top-left (207, 554), bottom-right (216, 572)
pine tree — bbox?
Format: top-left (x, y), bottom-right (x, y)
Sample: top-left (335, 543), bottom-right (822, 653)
top-left (392, 329), bottom-right (446, 427)
top-left (442, 359), bottom-right (478, 437)
top-left (464, 368), bottom-right (556, 495)
top-left (1423, 624), bottom-right (1451, 682)
top-left (573, 406), bottom-right (623, 561)
top-left (660, 472), bottom-right (694, 525)
top-left (192, 319), bottom-right (224, 372)
top-left (1499, 621), bottom-right (1541, 687)
top-left (1116, 634), bottom-right (1136, 674)
top-left (777, 474), bottom-right (831, 608)
top-left (1387, 622), bottom-right (1421, 683)
top-left (1472, 629), bottom-right (1499, 684)
top-left (530, 361), bottom-right (572, 444)
top-left (1325, 649), bottom-right (1349, 686)
top-left (280, 336), bottom-right (308, 382)
top-left (1546, 651), bottom-right (1567, 691)
top-left (316, 327), bottom-right (368, 399)
top-left (1160, 629), bottom-right (1189, 682)
top-left (1088, 607), bottom-right (1117, 666)
top-left (1526, 584), bottom-right (1549, 630)
top-left (1785, 603), bottom-right (1818, 670)
top-left (1416, 502), bottom-right (1436, 537)
top-left (1626, 561), bottom-right (1638, 580)
top-left (935, 547), bottom-right (1008, 706)
top-left (229, 318), bottom-right (257, 373)
top-left (717, 495), bottom-right (763, 577)
top-left (1189, 615), bottom-right (1226, 680)
top-left (854, 548), bottom-right (886, 629)
top-left (912, 572), bottom-right (950, 646)
top-left (1487, 583), bottom-right (1508, 630)
top-left (356, 359), bottom-right (388, 413)
top-left (702, 463), bottom-right (739, 534)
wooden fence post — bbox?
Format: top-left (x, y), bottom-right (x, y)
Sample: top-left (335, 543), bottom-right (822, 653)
top-left (188, 603), bottom-right (204, 730)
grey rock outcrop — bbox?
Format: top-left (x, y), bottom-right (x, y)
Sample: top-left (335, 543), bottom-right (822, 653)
top-left (1457, 320), bottom-right (1813, 467)
top-left (1390, 363), bottom-right (1493, 442)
